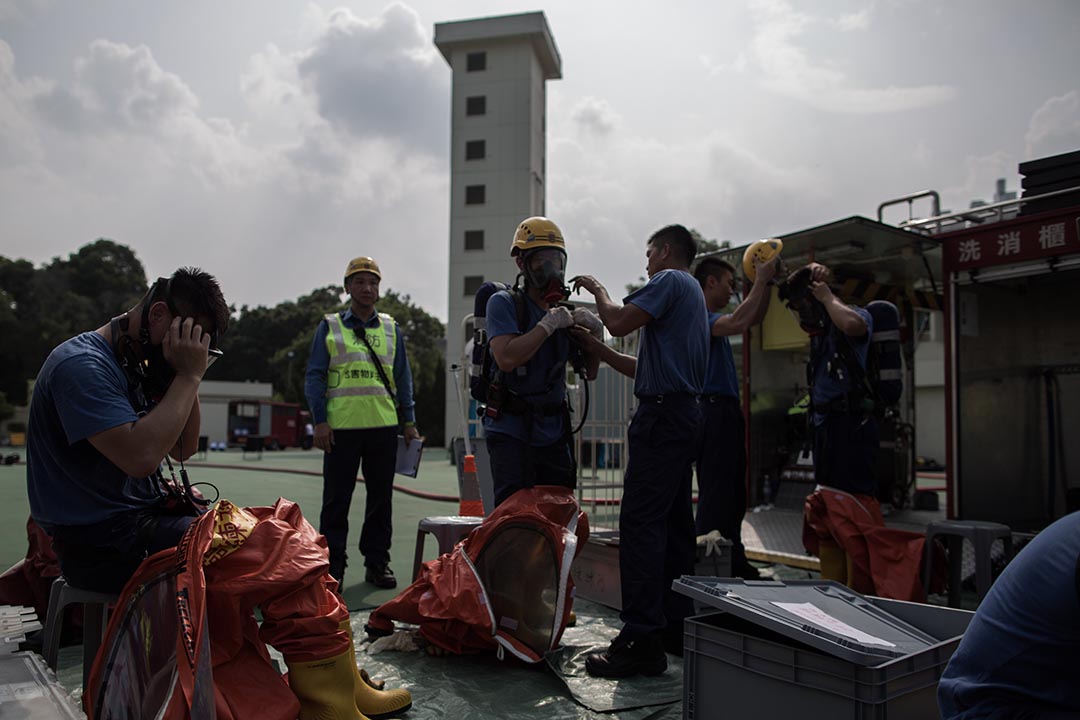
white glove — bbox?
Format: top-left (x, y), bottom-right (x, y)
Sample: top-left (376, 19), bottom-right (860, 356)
top-left (572, 307), bottom-right (604, 339)
top-left (537, 306), bottom-right (574, 336)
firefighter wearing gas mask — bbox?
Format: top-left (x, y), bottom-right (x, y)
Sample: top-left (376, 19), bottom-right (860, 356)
top-left (483, 216), bottom-right (601, 508)
top-left (780, 262), bottom-right (879, 587)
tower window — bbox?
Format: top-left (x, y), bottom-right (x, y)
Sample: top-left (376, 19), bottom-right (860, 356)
top-left (466, 96), bottom-right (486, 116)
top-left (464, 230), bottom-right (484, 250)
top-left (466, 52), bottom-right (486, 72)
top-left (464, 275), bottom-right (485, 296)
top-left (465, 140), bottom-right (486, 160)
top-left (465, 185), bottom-right (485, 205)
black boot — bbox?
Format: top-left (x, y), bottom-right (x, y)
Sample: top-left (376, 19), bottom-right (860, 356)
top-left (365, 564), bottom-right (397, 589)
top-left (585, 631), bottom-right (667, 678)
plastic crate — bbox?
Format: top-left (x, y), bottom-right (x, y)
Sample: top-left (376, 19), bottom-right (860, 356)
top-left (682, 596), bottom-right (973, 720)
top-left (570, 530), bottom-right (622, 610)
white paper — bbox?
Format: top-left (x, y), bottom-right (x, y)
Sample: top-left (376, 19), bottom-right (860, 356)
top-left (771, 602), bottom-right (896, 648)
top-left (395, 435), bottom-right (423, 477)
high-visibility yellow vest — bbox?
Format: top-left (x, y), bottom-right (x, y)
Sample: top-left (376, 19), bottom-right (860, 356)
top-left (324, 312), bottom-right (398, 429)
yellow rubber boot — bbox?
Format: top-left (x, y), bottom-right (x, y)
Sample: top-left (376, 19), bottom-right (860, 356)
top-left (817, 540), bottom-right (848, 585)
top-left (340, 620), bottom-right (413, 719)
top-left (287, 651), bottom-right (370, 720)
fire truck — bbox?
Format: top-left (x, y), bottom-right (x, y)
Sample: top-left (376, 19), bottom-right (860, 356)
top-left (227, 399), bottom-right (313, 450)
top-left (715, 148), bottom-right (1079, 533)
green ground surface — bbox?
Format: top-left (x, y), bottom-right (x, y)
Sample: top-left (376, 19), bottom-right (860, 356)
top-left (0, 446), bottom-right (466, 611)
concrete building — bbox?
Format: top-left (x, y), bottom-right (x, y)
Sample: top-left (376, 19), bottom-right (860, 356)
top-left (434, 11), bottom-right (562, 442)
top-left (197, 380), bottom-right (273, 446)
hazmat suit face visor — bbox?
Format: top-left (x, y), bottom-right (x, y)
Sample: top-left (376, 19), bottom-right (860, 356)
top-left (524, 248), bottom-right (568, 303)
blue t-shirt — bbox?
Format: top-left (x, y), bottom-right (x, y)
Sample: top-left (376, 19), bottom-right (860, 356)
top-left (27, 332), bottom-right (165, 532)
top-left (624, 269), bottom-right (708, 397)
top-left (481, 291), bottom-right (570, 446)
top-left (810, 307), bottom-right (873, 425)
top-left (938, 512), bottom-right (1080, 718)
top-left (704, 312), bottom-right (739, 398)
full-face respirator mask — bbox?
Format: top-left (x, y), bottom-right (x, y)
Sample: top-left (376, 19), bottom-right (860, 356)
top-left (778, 267), bottom-right (828, 335)
top-left (523, 248), bottom-right (569, 305)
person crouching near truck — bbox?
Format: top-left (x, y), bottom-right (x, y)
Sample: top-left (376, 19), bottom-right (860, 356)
top-left (782, 263), bottom-right (881, 591)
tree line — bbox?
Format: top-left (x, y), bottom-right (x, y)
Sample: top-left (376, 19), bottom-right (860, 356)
top-left (0, 240), bottom-right (447, 445)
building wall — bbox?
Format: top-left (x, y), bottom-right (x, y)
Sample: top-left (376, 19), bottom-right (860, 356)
top-left (198, 380), bottom-right (273, 446)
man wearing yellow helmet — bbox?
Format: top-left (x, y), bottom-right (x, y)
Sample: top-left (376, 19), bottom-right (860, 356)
top-left (304, 256), bottom-right (421, 591)
top-left (692, 247), bottom-right (777, 580)
top-left (483, 217), bottom-right (600, 507)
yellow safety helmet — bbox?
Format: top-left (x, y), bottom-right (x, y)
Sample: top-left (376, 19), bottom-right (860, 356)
top-left (742, 238), bottom-right (783, 282)
top-left (511, 216), bottom-right (565, 256)
top-left (344, 256), bottom-right (381, 282)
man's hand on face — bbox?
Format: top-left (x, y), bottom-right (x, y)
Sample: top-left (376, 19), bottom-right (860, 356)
top-left (163, 316), bottom-right (211, 382)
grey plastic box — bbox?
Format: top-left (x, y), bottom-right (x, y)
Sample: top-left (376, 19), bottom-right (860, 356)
top-left (675, 578), bottom-right (974, 720)
top-left (0, 651), bottom-right (83, 719)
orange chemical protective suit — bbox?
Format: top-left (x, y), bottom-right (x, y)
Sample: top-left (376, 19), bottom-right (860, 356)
top-left (84, 498), bottom-right (350, 720)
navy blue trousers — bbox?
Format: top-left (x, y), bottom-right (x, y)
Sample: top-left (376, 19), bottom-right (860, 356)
top-left (813, 413), bottom-right (878, 496)
top-left (695, 396), bottom-right (751, 574)
top-left (619, 396), bottom-right (702, 639)
top-left (319, 426), bottom-right (397, 578)
top-left (486, 431), bottom-right (576, 508)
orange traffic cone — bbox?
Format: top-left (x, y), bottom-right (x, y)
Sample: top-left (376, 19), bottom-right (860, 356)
top-left (459, 454), bottom-right (485, 517)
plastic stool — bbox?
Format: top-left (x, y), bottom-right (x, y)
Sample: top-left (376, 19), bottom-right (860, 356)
top-left (412, 516), bottom-right (484, 580)
top-left (922, 519), bottom-right (1013, 608)
top-left (42, 576), bottom-right (119, 687)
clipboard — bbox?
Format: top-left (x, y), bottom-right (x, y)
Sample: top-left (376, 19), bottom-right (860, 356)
top-left (395, 435), bottom-right (423, 477)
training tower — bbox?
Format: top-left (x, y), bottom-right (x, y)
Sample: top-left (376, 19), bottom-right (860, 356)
top-left (435, 11), bottom-right (562, 442)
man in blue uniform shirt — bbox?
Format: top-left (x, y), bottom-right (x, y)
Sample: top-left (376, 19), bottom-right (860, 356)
top-left (572, 224), bottom-right (708, 678)
top-left (483, 217), bottom-right (600, 507)
top-left (938, 510), bottom-right (1080, 719)
top-left (692, 253), bottom-right (776, 579)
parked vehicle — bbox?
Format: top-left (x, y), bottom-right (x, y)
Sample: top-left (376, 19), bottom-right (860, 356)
top-left (227, 400), bottom-right (313, 450)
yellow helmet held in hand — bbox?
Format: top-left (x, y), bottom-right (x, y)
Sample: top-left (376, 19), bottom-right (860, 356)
top-left (742, 239), bottom-right (783, 282)
top-left (344, 256), bottom-right (381, 282)
top-left (511, 217), bottom-right (565, 256)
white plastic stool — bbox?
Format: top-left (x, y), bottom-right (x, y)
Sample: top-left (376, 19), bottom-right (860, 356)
top-left (41, 576), bottom-right (118, 687)
top-left (412, 516), bottom-right (483, 580)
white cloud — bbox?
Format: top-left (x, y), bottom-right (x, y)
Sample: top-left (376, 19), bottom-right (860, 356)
top-left (1024, 90), bottom-right (1080, 161)
top-left (296, 3), bottom-right (445, 152)
top-left (0, 0), bottom-right (50, 23)
top-left (0, 7), bottom-right (450, 316)
top-left (748, 0), bottom-right (954, 113)
top-left (570, 96), bottom-right (620, 138)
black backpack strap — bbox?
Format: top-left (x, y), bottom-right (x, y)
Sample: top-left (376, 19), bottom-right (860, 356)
top-left (512, 287), bottom-right (528, 334)
top-left (356, 321), bottom-right (397, 404)
top-left (832, 325), bottom-right (877, 405)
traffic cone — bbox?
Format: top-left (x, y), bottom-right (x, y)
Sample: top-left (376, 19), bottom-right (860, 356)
top-left (459, 454), bottom-right (485, 517)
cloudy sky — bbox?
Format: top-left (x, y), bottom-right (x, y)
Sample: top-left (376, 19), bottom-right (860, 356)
top-left (2, 0), bottom-right (1078, 322)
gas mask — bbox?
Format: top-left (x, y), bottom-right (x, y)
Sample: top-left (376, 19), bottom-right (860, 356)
top-left (523, 248), bottom-right (568, 305)
top-left (778, 267), bottom-right (828, 335)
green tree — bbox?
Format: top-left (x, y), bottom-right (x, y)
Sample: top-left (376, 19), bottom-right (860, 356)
top-left (0, 240), bottom-right (147, 404)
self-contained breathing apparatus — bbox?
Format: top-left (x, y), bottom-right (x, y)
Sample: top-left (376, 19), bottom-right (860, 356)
top-left (469, 218), bottom-right (591, 433)
top-left (777, 266), bottom-right (903, 418)
top-left (109, 277), bottom-right (222, 515)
